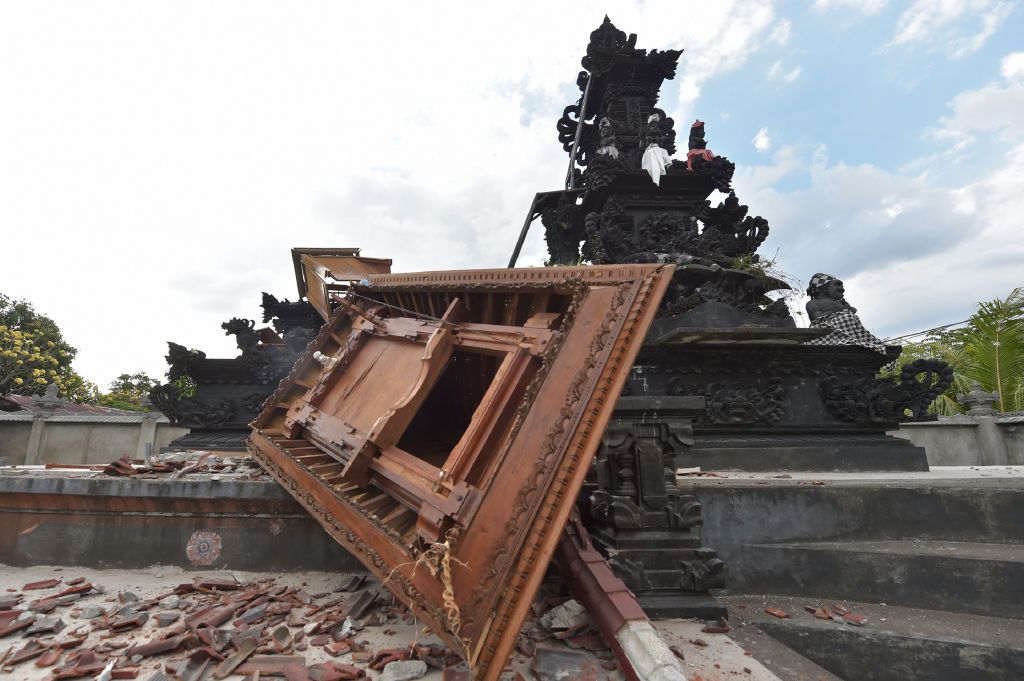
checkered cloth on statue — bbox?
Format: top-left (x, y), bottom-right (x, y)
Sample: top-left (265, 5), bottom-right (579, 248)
top-left (805, 272), bottom-right (887, 354)
top-left (808, 308), bottom-right (887, 354)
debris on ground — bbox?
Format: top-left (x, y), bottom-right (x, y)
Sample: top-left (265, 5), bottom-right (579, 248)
top-left (798, 601), bottom-right (868, 626)
top-left (36, 451), bottom-right (271, 481)
top-left (530, 647), bottom-right (604, 681)
top-left (537, 600), bottom-right (590, 633)
top-left (0, 565), bottom-right (786, 681)
top-left (381, 659), bottom-right (428, 681)
top-left (0, 571), bottom-right (465, 680)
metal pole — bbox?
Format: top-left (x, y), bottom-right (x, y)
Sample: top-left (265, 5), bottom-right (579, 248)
top-left (507, 194), bottom-right (540, 268)
top-left (564, 73), bottom-right (593, 190)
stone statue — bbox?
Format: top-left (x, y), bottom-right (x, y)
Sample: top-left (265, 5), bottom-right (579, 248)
top-left (805, 273), bottom-right (856, 322)
top-left (641, 113), bottom-right (671, 185)
top-left (805, 273), bottom-right (886, 353)
top-left (596, 117), bottom-right (619, 158)
top-left (686, 120), bottom-right (715, 170)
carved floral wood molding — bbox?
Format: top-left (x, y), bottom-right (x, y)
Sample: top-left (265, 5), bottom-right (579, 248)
top-left (249, 264), bottom-right (674, 680)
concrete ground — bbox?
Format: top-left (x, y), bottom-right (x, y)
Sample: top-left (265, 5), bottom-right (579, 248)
top-left (0, 565), bottom-right (782, 681)
top-left (679, 465), bottom-right (1024, 486)
top-left (720, 594), bottom-right (1024, 650)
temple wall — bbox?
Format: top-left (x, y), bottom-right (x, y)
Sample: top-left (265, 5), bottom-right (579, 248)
top-left (0, 420), bottom-right (188, 466)
top-left (0, 475), bottom-right (362, 572)
top-left (0, 423), bottom-right (32, 466)
top-left (891, 418), bottom-right (1024, 466)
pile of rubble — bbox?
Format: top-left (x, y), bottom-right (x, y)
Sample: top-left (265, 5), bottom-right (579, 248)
top-left (99, 453), bottom-right (267, 480)
top-left (761, 602), bottom-right (867, 627)
top-left (0, 572), bottom-right (473, 680)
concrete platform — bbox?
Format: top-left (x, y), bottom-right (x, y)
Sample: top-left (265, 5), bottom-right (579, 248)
top-left (683, 468), bottom-right (1024, 680)
top-left (0, 466), bottom-right (361, 572)
top-left (680, 465), bottom-right (1024, 483)
top-left (3, 462), bottom-right (1022, 679)
top-left (743, 539), bottom-right (1024, 618)
top-left (687, 466), bottom-right (1024, 619)
top-left (723, 594), bottom-right (1024, 681)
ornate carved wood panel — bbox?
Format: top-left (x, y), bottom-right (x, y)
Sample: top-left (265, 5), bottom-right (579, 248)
top-left (249, 264), bottom-right (674, 680)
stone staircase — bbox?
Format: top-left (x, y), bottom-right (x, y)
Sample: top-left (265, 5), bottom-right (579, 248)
top-left (690, 472), bottom-right (1024, 680)
top-left (742, 539), bottom-right (1023, 619)
top-left (726, 596), bottom-right (1024, 681)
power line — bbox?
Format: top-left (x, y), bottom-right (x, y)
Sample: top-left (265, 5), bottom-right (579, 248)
top-left (884, 319), bottom-right (970, 344)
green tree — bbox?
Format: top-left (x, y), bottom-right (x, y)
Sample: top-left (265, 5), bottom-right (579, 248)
top-left (97, 372), bottom-right (158, 411)
top-left (947, 287), bottom-right (1024, 412)
top-left (892, 288), bottom-right (1024, 414)
top-left (0, 293), bottom-right (96, 401)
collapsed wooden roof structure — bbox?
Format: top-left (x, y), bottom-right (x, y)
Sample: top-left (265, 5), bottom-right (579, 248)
top-left (249, 264), bottom-right (675, 679)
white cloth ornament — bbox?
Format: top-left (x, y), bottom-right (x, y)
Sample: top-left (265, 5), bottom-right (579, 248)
top-left (642, 144), bottom-right (671, 186)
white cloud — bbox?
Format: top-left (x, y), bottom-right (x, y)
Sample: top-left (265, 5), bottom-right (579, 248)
top-left (769, 19), bottom-right (792, 45)
top-left (813, 0), bottom-right (889, 14)
top-left (932, 79), bottom-right (1024, 147)
top-left (733, 62), bottom-right (1024, 339)
top-left (887, 0), bottom-right (1014, 58)
top-left (767, 61), bottom-right (801, 83)
top-left (0, 2), bottom-right (791, 386)
top-left (672, 0), bottom-right (779, 116)
top-left (850, 144), bottom-right (1024, 337)
top-left (1001, 51), bottom-right (1024, 79)
top-left (736, 147), bottom-right (1022, 336)
top-left (753, 127), bottom-right (772, 151)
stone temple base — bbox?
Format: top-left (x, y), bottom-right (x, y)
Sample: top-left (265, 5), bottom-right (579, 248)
top-left (589, 525), bottom-right (727, 620)
top-left (682, 432), bottom-right (929, 472)
top-left (631, 341), bottom-right (936, 473)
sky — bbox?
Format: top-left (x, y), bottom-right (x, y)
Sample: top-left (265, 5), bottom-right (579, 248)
top-left (1, 1), bottom-right (1022, 389)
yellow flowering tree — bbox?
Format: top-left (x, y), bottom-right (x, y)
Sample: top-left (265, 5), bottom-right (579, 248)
top-left (0, 293), bottom-right (96, 401)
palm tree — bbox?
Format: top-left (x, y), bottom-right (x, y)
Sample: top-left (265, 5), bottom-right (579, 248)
top-left (949, 287), bottom-right (1024, 412)
top-left (895, 288), bottom-right (1024, 414)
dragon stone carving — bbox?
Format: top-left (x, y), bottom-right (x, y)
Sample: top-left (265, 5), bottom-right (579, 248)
top-left (820, 358), bottom-right (954, 424)
top-left (151, 296), bottom-right (325, 437)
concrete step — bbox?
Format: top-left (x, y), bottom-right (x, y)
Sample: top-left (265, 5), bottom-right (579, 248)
top-left (727, 619), bottom-right (845, 681)
top-left (692, 476), bottom-right (1024, 549)
top-left (739, 540), bottom-right (1024, 619)
top-left (722, 595), bottom-right (1024, 681)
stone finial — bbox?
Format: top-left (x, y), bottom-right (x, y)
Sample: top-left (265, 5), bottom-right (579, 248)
top-left (960, 381), bottom-right (999, 417)
top-left (32, 383), bottom-right (62, 415)
top-left (139, 392), bottom-right (162, 419)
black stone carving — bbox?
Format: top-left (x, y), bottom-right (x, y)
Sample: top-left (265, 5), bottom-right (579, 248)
top-left (680, 549), bottom-right (727, 592)
top-left (541, 17), bottom-right (785, 323)
top-left (631, 343), bottom-right (947, 471)
top-left (262, 292), bottom-right (323, 352)
top-left (149, 383), bottom-right (234, 429)
top-left (150, 294), bottom-right (324, 449)
top-left (533, 18), bottom-right (951, 618)
top-left (222, 316), bottom-right (303, 386)
top-left (820, 358), bottom-right (954, 424)
top-left (164, 342), bottom-right (205, 383)
top-left (669, 378), bottom-right (786, 425)
top-left (586, 395), bottom-right (726, 617)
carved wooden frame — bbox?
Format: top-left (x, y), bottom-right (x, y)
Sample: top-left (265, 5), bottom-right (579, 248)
top-left (249, 264), bottom-right (674, 680)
